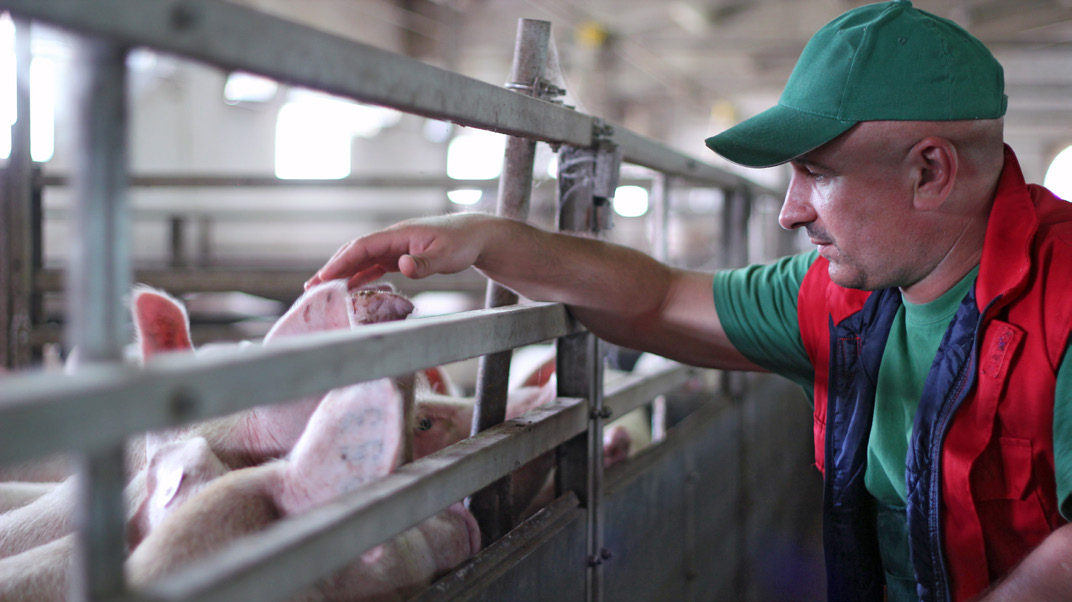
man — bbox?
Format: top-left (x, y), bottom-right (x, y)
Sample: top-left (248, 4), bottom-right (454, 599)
top-left (307, 1), bottom-right (1071, 600)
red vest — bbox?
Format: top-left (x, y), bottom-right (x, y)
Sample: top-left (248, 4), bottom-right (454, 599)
top-left (797, 147), bottom-right (1071, 601)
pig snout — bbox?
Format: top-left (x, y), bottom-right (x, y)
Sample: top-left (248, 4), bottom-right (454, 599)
top-left (348, 285), bottom-right (415, 325)
top-left (602, 425), bottom-right (632, 468)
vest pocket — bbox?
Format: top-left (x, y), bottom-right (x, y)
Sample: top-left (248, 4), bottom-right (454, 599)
top-left (971, 436), bottom-right (1053, 581)
top-left (973, 437), bottom-right (1031, 501)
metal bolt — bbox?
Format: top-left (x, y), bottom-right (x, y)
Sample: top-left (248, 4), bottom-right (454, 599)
top-left (168, 388), bottom-right (197, 422)
top-left (170, 3), bottom-right (199, 31)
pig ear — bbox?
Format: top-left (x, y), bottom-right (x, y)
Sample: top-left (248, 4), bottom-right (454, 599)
top-left (263, 280), bottom-right (351, 344)
top-left (420, 366), bottom-right (460, 397)
top-left (520, 355), bottom-right (557, 389)
top-left (132, 285), bottom-right (193, 363)
top-left (280, 378), bottom-right (404, 515)
top-left (505, 379), bottom-right (557, 421)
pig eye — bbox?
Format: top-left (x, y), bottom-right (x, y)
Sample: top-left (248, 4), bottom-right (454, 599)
top-left (417, 417), bottom-right (433, 431)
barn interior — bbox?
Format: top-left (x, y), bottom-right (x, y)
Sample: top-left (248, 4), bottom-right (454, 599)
top-left (1, 1), bottom-right (1070, 600)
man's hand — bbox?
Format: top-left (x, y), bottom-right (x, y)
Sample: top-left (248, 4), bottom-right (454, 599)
top-left (978, 522), bottom-right (1072, 601)
top-left (307, 213), bottom-right (494, 291)
top-left (306, 212), bottom-right (757, 371)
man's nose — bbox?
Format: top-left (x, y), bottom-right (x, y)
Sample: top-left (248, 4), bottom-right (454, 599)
top-left (778, 177), bottom-right (815, 230)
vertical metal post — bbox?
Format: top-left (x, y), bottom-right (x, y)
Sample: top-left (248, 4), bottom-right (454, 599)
top-left (650, 173), bottom-right (670, 264)
top-left (554, 133), bottom-right (621, 602)
top-left (1, 16), bottom-right (34, 368)
top-left (169, 215), bottom-right (188, 268)
top-left (720, 184), bottom-right (751, 599)
top-left (721, 184), bottom-right (751, 269)
top-left (556, 330), bottom-right (605, 602)
top-left (648, 173), bottom-right (671, 444)
top-left (197, 215), bottom-right (213, 268)
top-left (66, 36), bottom-right (131, 601)
top-left (683, 452), bottom-right (699, 599)
top-left (468, 18), bottom-right (550, 545)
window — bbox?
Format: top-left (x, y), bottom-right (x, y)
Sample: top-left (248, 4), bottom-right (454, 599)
top-left (1044, 144), bottom-right (1072, 201)
top-left (274, 89), bottom-right (400, 179)
top-left (446, 129), bottom-right (505, 181)
top-left (0, 12), bottom-right (57, 163)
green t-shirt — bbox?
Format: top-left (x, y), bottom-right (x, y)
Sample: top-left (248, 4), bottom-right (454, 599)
top-left (712, 251), bottom-right (1072, 521)
top-left (865, 266), bottom-right (979, 506)
top-left (864, 267), bottom-right (979, 601)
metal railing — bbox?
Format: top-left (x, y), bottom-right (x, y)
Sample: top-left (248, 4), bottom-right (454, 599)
top-left (0, 1), bottom-right (782, 600)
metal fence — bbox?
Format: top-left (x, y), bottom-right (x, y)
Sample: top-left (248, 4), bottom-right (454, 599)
top-left (0, 1), bottom-right (786, 600)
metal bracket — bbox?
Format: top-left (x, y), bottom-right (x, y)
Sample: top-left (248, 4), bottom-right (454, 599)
top-left (593, 145), bottom-right (622, 199)
top-left (591, 118), bottom-right (614, 142)
top-left (505, 76), bottom-right (568, 104)
top-left (587, 547), bottom-right (613, 567)
top-left (591, 120), bottom-right (623, 234)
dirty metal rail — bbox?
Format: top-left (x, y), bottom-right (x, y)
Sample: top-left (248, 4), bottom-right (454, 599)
top-left (141, 396), bottom-right (591, 602)
top-left (0, 3), bottom-right (774, 600)
top-left (0, 303), bottom-right (579, 465)
top-left (137, 364), bottom-right (695, 602)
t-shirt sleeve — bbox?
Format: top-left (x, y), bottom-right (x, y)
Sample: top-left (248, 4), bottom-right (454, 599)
top-left (712, 250), bottom-right (817, 399)
top-left (1056, 338), bottom-right (1072, 521)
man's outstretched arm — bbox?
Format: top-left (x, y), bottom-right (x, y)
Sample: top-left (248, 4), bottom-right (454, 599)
top-left (307, 212), bottom-right (760, 371)
top-left (978, 522), bottom-right (1072, 601)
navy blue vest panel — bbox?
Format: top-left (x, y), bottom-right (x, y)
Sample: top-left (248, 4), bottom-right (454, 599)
top-left (905, 289), bottom-right (983, 602)
top-left (823, 286), bottom-right (985, 602)
top-left (823, 288), bottom-right (900, 601)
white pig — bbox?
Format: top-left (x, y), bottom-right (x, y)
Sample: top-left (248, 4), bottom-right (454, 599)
top-left (126, 378), bottom-right (481, 601)
top-left (0, 281), bottom-right (480, 601)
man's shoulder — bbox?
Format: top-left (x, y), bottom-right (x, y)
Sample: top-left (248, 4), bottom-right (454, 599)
top-left (1030, 184), bottom-right (1072, 241)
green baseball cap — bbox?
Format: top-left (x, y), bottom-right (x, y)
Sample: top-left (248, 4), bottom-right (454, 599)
top-left (705, 0), bottom-right (1007, 168)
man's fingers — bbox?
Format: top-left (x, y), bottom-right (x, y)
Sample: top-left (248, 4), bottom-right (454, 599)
top-left (310, 232), bottom-right (398, 287)
top-left (345, 266), bottom-right (388, 290)
top-left (306, 216), bottom-right (473, 289)
top-left (398, 254), bottom-right (424, 279)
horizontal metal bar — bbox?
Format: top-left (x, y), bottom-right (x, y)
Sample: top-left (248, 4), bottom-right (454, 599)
top-left (35, 268), bottom-right (489, 297)
top-left (140, 395), bottom-right (590, 602)
top-left (0, 302), bottom-right (580, 464)
top-left (614, 128), bottom-right (782, 197)
top-left (43, 207), bottom-right (461, 224)
top-left (603, 363), bottom-right (696, 420)
top-left (1, 0), bottom-right (592, 147)
top-left (38, 173), bottom-right (502, 190)
top-left (414, 492), bottom-right (584, 602)
top-left (5, 2), bottom-right (780, 195)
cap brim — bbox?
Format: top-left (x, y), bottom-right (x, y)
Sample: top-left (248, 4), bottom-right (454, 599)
top-left (705, 104), bottom-right (857, 168)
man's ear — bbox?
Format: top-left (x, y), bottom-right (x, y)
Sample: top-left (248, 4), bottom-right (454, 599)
top-left (910, 136), bottom-right (957, 211)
